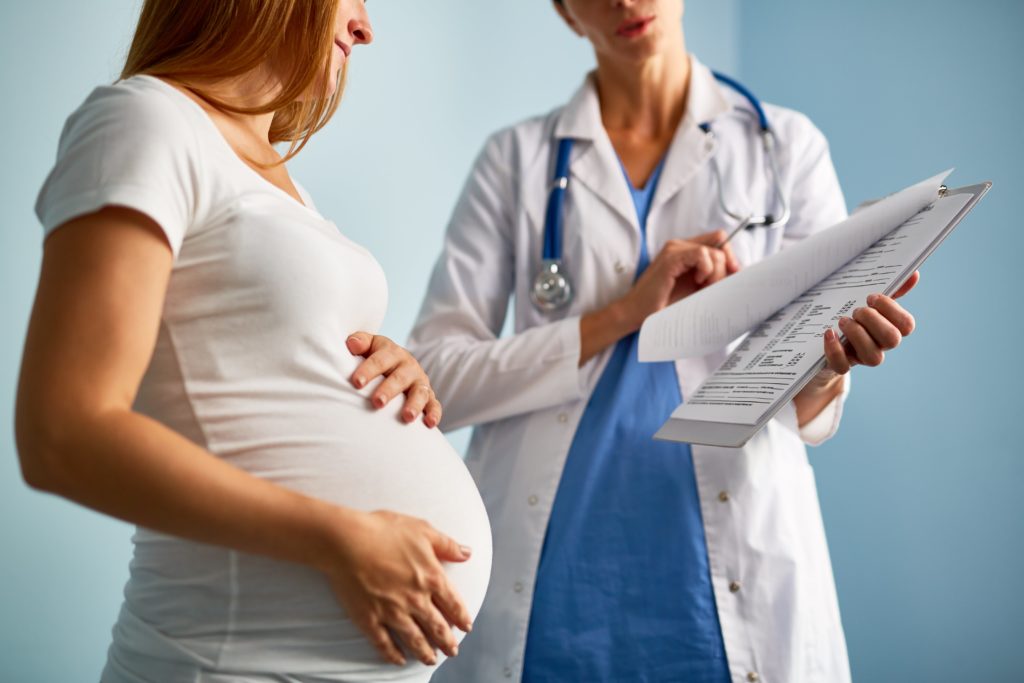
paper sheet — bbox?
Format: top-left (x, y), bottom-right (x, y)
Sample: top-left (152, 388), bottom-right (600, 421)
top-left (637, 170), bottom-right (952, 362)
top-left (668, 189), bottom-right (973, 426)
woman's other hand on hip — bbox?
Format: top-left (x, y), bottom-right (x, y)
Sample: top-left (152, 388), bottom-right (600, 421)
top-left (325, 508), bottom-right (473, 666)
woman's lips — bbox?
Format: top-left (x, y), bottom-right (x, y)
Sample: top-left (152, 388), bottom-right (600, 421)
top-left (616, 15), bottom-right (655, 38)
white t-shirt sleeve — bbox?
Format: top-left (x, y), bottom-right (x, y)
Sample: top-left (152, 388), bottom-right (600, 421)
top-left (35, 84), bottom-right (201, 257)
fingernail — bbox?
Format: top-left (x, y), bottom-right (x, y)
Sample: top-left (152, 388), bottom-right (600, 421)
top-left (403, 411), bottom-right (414, 421)
top-left (374, 395), bottom-right (386, 407)
top-left (452, 645), bottom-right (459, 656)
top-left (867, 294), bottom-right (879, 306)
top-left (464, 620), bottom-right (473, 633)
top-left (352, 376), bottom-right (364, 388)
top-left (459, 544), bottom-right (472, 557)
top-left (824, 328), bottom-right (835, 342)
top-left (838, 317), bottom-right (849, 328)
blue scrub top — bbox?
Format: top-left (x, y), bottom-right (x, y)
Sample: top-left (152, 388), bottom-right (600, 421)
top-left (522, 154), bottom-right (730, 682)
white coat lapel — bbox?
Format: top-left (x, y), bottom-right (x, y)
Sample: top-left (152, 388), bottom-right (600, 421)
top-left (649, 57), bottom-right (732, 216)
top-left (553, 75), bottom-right (639, 235)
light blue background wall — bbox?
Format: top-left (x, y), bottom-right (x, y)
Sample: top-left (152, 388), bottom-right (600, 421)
top-left (737, 2), bottom-right (1023, 682)
top-left (0, 1), bottom-right (1018, 681)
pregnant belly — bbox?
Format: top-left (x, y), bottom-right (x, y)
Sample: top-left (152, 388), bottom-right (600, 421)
top-left (257, 384), bottom-right (495, 624)
top-left (123, 377), bottom-right (492, 677)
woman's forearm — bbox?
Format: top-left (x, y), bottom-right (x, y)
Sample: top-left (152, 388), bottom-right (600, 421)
top-left (17, 406), bottom-right (351, 573)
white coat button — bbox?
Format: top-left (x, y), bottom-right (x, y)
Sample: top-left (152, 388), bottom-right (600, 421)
top-left (514, 581), bottom-right (524, 593)
top-left (729, 580), bottom-right (742, 593)
top-left (557, 412), bottom-right (568, 423)
top-left (528, 494), bottom-right (539, 506)
top-left (718, 491), bottom-right (730, 502)
top-left (504, 666), bottom-right (513, 678)
top-left (747, 672), bottom-right (760, 682)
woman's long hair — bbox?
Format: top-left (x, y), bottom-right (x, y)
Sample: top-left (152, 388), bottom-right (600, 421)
top-left (121, 0), bottom-right (343, 163)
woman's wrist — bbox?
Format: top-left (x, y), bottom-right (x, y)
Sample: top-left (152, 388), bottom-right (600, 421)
top-left (304, 499), bottom-right (366, 575)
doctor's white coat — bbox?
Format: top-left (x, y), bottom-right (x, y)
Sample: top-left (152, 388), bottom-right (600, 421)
top-left (408, 57), bottom-right (852, 683)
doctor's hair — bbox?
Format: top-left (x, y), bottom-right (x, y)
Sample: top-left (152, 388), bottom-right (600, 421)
top-left (121, 0), bottom-right (344, 164)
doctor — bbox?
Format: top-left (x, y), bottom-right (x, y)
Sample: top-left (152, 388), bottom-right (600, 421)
top-left (409, 1), bottom-right (918, 681)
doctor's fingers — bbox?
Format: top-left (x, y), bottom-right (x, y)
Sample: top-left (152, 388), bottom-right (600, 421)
top-left (706, 248), bottom-right (728, 285)
top-left (823, 328), bottom-right (853, 375)
top-left (866, 294), bottom-right (916, 336)
top-left (838, 316), bottom-right (885, 367)
top-left (688, 230), bottom-right (741, 273)
top-left (663, 240), bottom-right (732, 283)
top-left (891, 270), bottom-right (921, 299)
top-left (661, 244), bottom-right (715, 284)
top-left (679, 246), bottom-right (727, 286)
top-left (852, 305), bottom-right (905, 350)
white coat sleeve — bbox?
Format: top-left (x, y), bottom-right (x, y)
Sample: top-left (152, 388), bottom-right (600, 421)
top-left (775, 112), bottom-right (852, 446)
top-left (408, 133), bottom-right (585, 432)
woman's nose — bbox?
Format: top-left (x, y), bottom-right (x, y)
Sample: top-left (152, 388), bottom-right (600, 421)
top-left (349, 13), bottom-right (373, 45)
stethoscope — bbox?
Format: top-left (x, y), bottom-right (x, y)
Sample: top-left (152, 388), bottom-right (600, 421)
top-left (530, 71), bottom-right (792, 313)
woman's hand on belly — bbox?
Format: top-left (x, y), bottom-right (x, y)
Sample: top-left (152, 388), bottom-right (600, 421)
top-left (346, 332), bottom-right (443, 428)
top-left (325, 508), bottom-right (474, 666)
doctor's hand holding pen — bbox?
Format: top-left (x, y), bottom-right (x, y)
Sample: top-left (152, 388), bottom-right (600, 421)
top-left (579, 229), bottom-right (739, 366)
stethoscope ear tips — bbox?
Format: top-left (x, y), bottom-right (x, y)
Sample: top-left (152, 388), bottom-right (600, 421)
top-left (530, 259), bottom-right (574, 313)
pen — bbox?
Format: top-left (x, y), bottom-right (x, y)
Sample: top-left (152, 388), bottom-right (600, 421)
top-left (714, 214), bottom-right (753, 249)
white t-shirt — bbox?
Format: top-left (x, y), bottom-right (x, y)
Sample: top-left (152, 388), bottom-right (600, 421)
top-left (35, 75), bottom-right (492, 683)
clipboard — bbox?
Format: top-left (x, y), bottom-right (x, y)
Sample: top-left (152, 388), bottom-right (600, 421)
top-left (654, 181), bottom-right (992, 449)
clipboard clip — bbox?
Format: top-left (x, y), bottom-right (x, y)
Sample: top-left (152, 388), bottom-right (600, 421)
top-left (938, 184), bottom-right (948, 197)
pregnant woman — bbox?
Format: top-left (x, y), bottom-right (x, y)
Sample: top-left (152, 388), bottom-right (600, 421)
top-left (14, 1), bottom-right (491, 681)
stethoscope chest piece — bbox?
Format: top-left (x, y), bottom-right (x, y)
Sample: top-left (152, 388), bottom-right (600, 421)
top-left (530, 259), bottom-right (574, 312)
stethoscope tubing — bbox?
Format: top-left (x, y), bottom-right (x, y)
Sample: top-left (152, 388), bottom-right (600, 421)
top-left (543, 139), bottom-right (574, 260)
